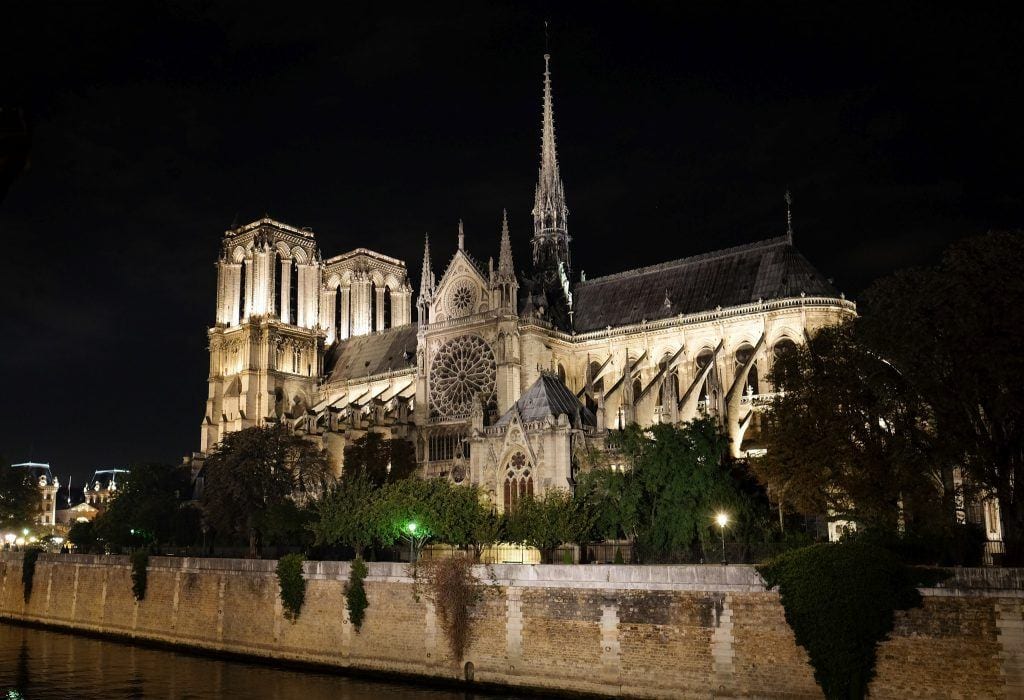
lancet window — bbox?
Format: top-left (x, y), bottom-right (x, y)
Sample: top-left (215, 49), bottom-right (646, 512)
top-left (503, 451), bottom-right (533, 511)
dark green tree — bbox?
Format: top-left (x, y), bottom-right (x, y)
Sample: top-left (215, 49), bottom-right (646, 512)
top-left (604, 418), bottom-right (765, 563)
top-left (859, 231), bottom-right (1024, 563)
top-left (92, 463), bottom-right (194, 552)
top-left (342, 433), bottom-right (417, 486)
top-left (201, 425), bottom-right (334, 557)
top-left (67, 520), bottom-right (98, 553)
top-left (0, 463), bottom-right (40, 533)
top-left (754, 323), bottom-right (939, 535)
top-left (311, 468), bottom-right (382, 557)
top-left (506, 489), bottom-right (583, 563)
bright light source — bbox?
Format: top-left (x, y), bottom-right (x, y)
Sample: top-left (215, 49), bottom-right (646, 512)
top-left (407, 522), bottom-right (417, 534)
top-left (52, 537), bottom-right (64, 545)
top-left (21, 528), bottom-right (29, 536)
top-left (3, 533), bottom-right (14, 544)
top-left (715, 512), bottom-right (729, 528)
top-left (15, 537), bottom-right (25, 546)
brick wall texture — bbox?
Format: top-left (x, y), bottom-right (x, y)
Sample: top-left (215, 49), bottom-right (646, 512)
top-left (0, 554), bottom-right (1021, 698)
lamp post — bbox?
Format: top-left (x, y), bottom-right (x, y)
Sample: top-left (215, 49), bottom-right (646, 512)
top-left (715, 512), bottom-right (729, 565)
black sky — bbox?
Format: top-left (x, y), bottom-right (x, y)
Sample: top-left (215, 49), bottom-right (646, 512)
top-left (3, 2), bottom-right (1023, 479)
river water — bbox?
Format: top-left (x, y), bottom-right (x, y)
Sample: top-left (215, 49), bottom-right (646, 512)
top-left (0, 622), bottom-right (522, 699)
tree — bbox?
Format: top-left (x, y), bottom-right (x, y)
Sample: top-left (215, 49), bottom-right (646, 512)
top-left (343, 433), bottom-right (417, 486)
top-left (603, 418), bottom-right (766, 563)
top-left (859, 231), bottom-right (1024, 562)
top-left (93, 462), bottom-right (193, 552)
top-left (201, 426), bottom-right (334, 557)
top-left (754, 323), bottom-right (940, 535)
top-left (0, 464), bottom-right (40, 533)
top-left (506, 489), bottom-right (584, 563)
top-left (312, 468), bottom-right (382, 557)
top-left (67, 520), bottom-right (98, 553)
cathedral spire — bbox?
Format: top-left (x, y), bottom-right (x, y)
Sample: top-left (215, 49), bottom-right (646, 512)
top-left (498, 209), bottom-right (514, 279)
top-left (531, 53), bottom-right (570, 271)
top-left (417, 233), bottom-right (435, 323)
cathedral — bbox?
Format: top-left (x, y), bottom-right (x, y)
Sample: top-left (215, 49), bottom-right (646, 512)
top-left (198, 55), bottom-right (855, 512)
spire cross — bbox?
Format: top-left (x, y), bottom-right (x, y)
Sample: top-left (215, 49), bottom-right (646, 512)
top-left (785, 189), bottom-right (793, 240)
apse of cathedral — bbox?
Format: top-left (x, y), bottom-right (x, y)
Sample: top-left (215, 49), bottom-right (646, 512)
top-left (199, 55), bottom-right (855, 511)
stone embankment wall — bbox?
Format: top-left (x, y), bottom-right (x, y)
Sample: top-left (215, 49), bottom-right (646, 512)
top-left (0, 553), bottom-right (1022, 698)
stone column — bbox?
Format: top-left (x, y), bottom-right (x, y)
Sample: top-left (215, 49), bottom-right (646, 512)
top-left (339, 287), bottom-right (351, 340)
top-left (350, 273), bottom-right (372, 336)
top-left (320, 288), bottom-right (336, 343)
top-left (375, 286), bottom-right (386, 332)
top-left (392, 288), bottom-right (412, 327)
top-left (279, 258), bottom-right (292, 323)
top-left (243, 256), bottom-right (254, 321)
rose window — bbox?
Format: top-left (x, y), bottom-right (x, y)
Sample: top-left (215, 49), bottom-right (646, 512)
top-left (429, 334), bottom-right (496, 418)
top-left (448, 281), bottom-right (476, 315)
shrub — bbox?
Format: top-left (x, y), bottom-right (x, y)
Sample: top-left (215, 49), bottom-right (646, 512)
top-left (613, 547), bottom-right (624, 564)
top-left (130, 549), bottom-right (149, 601)
top-left (345, 556), bottom-right (369, 631)
top-left (22, 548), bottom-right (41, 602)
top-left (757, 542), bottom-right (943, 699)
top-left (276, 553), bottom-right (306, 621)
top-left (414, 556), bottom-right (482, 661)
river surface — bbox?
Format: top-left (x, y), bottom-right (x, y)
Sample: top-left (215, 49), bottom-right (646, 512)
top-left (0, 622), bottom-right (522, 699)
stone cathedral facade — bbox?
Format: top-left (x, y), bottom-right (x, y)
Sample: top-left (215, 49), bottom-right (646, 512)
top-left (198, 55), bottom-right (855, 512)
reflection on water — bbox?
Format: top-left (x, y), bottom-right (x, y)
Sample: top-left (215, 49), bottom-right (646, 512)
top-left (0, 623), bottom-right (518, 699)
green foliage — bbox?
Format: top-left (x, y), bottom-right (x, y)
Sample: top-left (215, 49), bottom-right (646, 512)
top-left (312, 468), bottom-right (382, 557)
top-left (613, 547), bottom-right (624, 564)
top-left (276, 553), bottom-right (306, 621)
top-left (860, 231), bottom-right (1024, 563)
top-left (202, 426), bottom-right (334, 557)
top-left (755, 323), bottom-right (938, 534)
top-left (92, 463), bottom-right (196, 552)
top-left (594, 418), bottom-right (769, 563)
top-left (68, 520), bottom-right (98, 553)
top-left (757, 543), bottom-right (938, 699)
top-left (345, 556), bottom-right (369, 631)
top-left (506, 489), bottom-right (587, 562)
top-left (0, 467), bottom-right (42, 532)
top-left (342, 433), bottom-right (418, 486)
top-left (414, 556), bottom-right (482, 661)
top-left (21, 547), bottom-right (40, 602)
top-left (130, 549), bottom-right (149, 601)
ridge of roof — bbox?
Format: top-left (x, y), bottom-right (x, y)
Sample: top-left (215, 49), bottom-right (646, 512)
top-left (577, 235), bottom-right (791, 288)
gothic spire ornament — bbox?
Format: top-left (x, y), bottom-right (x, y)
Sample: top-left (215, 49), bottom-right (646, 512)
top-left (531, 53), bottom-right (570, 271)
top-left (785, 189), bottom-right (794, 242)
top-left (498, 209), bottom-right (515, 281)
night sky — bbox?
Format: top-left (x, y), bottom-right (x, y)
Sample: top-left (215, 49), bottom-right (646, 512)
top-left (3, 2), bottom-right (1023, 480)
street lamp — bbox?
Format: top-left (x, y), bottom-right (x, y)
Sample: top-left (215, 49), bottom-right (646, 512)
top-left (715, 512), bottom-right (729, 565)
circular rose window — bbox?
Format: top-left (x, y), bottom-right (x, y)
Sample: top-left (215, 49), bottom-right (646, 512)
top-left (429, 334), bottom-right (496, 419)
top-left (448, 280), bottom-right (476, 316)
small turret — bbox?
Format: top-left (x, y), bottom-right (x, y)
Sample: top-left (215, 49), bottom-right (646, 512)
top-left (492, 209), bottom-right (519, 311)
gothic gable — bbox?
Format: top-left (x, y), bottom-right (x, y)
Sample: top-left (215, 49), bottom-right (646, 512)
top-left (433, 250), bottom-right (489, 322)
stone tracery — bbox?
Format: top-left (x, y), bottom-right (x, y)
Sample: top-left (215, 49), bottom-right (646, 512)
top-left (429, 335), bottom-right (496, 419)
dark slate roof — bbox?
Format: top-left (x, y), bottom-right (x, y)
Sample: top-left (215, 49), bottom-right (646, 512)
top-left (572, 236), bottom-right (840, 333)
top-left (495, 373), bottom-right (597, 428)
top-left (326, 324), bottom-right (419, 383)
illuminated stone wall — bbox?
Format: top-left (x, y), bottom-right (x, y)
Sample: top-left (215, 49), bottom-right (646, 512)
top-left (1, 553), bottom-right (1021, 698)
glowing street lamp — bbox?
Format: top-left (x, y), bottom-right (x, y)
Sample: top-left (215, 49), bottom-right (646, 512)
top-left (715, 512), bottom-right (729, 565)
top-left (3, 533), bottom-right (15, 549)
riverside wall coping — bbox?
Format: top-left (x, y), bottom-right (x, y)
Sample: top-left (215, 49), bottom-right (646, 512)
top-left (4, 552), bottom-right (1022, 594)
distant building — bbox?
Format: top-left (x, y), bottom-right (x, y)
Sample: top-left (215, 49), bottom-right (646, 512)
top-left (10, 462), bottom-right (59, 528)
top-left (84, 469), bottom-right (129, 509)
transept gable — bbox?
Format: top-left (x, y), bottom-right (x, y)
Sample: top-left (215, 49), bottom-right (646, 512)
top-left (433, 248), bottom-right (490, 321)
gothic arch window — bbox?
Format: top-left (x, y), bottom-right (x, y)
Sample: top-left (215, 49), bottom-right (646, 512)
top-left (503, 451), bottom-right (533, 511)
top-left (589, 361), bottom-right (603, 393)
top-left (657, 355), bottom-right (679, 406)
top-left (773, 337), bottom-right (797, 359)
top-left (383, 286), bottom-right (392, 329)
top-left (735, 343), bottom-right (759, 395)
top-left (274, 251), bottom-right (284, 318)
top-left (289, 258), bottom-right (299, 325)
top-left (696, 347), bottom-right (716, 405)
top-left (238, 257), bottom-right (248, 320)
top-left (557, 363), bottom-right (566, 384)
top-left (631, 378), bottom-right (642, 403)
